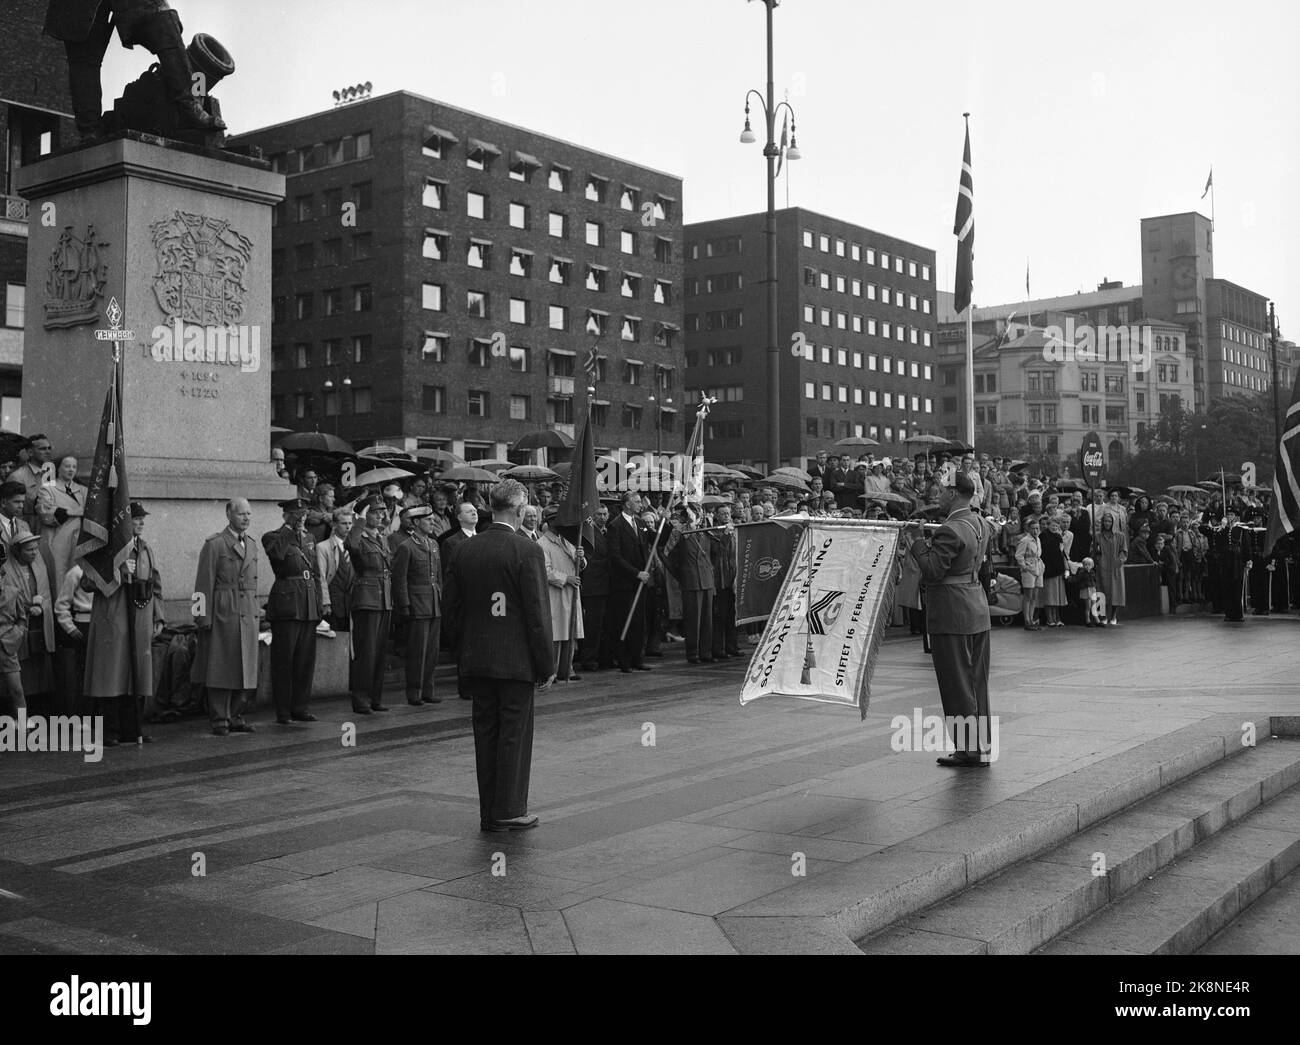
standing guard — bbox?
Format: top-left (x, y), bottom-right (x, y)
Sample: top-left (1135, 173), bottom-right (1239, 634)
top-left (347, 496), bottom-right (393, 714)
top-left (392, 505), bottom-right (442, 706)
top-left (262, 497), bottom-right (322, 724)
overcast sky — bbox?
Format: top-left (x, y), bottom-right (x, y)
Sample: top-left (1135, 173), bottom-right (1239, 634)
top-left (103, 0), bottom-right (1298, 334)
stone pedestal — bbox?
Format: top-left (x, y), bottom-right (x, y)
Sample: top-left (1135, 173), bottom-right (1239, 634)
top-left (17, 135), bottom-right (289, 618)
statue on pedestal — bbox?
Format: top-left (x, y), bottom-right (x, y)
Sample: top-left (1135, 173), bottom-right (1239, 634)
top-left (44, 0), bottom-right (232, 146)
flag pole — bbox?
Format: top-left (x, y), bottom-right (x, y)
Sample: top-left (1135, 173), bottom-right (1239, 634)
top-left (616, 395), bottom-right (712, 642)
top-left (1209, 166), bottom-right (1216, 279)
top-left (965, 301), bottom-right (975, 447)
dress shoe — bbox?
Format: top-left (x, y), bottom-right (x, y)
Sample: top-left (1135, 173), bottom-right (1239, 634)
top-left (291, 714), bottom-right (317, 722)
top-left (620, 667), bottom-right (632, 674)
top-left (699, 657), bottom-right (715, 664)
top-left (634, 665), bottom-right (652, 671)
top-left (103, 737), bottom-right (120, 747)
top-left (687, 657), bottom-right (700, 664)
top-left (276, 717), bottom-right (294, 725)
top-left (137, 735), bottom-right (155, 744)
top-left (210, 726), bottom-right (229, 737)
top-left (370, 704), bottom-right (390, 712)
top-left (579, 663), bottom-right (598, 673)
top-left (351, 706), bottom-right (372, 716)
top-left (407, 699), bottom-right (424, 707)
top-left (936, 753), bottom-right (989, 768)
top-left (459, 693), bottom-right (473, 700)
top-left (229, 722), bottom-right (256, 733)
top-left (567, 674), bottom-right (581, 681)
top-left (726, 649), bottom-right (742, 657)
top-left (421, 695), bottom-right (442, 704)
top-left (493, 814), bottom-right (539, 831)
top-left (645, 650), bottom-right (664, 658)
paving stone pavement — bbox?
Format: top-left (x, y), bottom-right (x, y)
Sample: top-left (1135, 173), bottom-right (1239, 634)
top-left (0, 616), bottom-right (1296, 955)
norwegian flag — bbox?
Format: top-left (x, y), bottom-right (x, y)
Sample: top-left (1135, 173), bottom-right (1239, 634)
top-left (581, 343), bottom-right (601, 380)
top-left (953, 120), bottom-right (974, 315)
top-left (1264, 367), bottom-right (1300, 556)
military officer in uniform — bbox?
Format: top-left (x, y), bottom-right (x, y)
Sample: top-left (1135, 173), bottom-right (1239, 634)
top-left (664, 505), bottom-right (715, 665)
top-left (709, 503), bottom-right (741, 660)
top-left (43, 0), bottom-right (226, 143)
top-left (262, 497), bottom-right (322, 724)
top-left (346, 495), bottom-right (393, 714)
top-left (192, 498), bottom-right (259, 737)
top-left (908, 471), bottom-right (994, 768)
top-left (392, 504), bottom-right (442, 706)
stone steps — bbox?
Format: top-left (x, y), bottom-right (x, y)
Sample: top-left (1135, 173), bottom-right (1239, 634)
top-left (716, 715), bottom-right (1300, 954)
top-left (856, 736), bottom-right (1300, 955)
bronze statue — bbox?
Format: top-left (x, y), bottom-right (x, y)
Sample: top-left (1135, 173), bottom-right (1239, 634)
top-left (44, 0), bottom-right (230, 144)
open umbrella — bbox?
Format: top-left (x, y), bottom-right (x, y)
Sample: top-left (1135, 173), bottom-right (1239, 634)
top-left (1006, 460), bottom-right (1029, 472)
top-left (765, 472), bottom-right (811, 493)
top-left (276, 431), bottom-right (353, 455)
top-left (1202, 473), bottom-right (1242, 487)
top-left (551, 461), bottom-right (572, 479)
top-left (834, 435), bottom-right (879, 448)
top-left (860, 491), bottom-right (911, 505)
top-left (354, 444), bottom-right (411, 460)
top-left (440, 465), bottom-right (505, 484)
top-left (702, 461), bottom-right (744, 476)
top-left (513, 429), bottom-right (574, 452)
top-left (356, 454), bottom-right (424, 475)
top-left (701, 494), bottom-right (734, 508)
top-left (504, 465), bottom-right (559, 482)
top-left (1053, 478), bottom-right (1089, 493)
top-left (1167, 484), bottom-right (1203, 494)
top-left (353, 466), bottom-right (415, 487)
top-left (945, 440), bottom-right (975, 453)
top-left (905, 433), bottom-right (949, 446)
top-left (0, 430), bottom-right (31, 461)
top-left (467, 459), bottom-right (513, 472)
top-left (414, 448), bottom-right (463, 465)
top-left (731, 465), bottom-right (766, 480)
top-left (770, 466), bottom-right (813, 482)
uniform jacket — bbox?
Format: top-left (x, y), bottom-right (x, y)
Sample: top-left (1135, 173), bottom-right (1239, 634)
top-left (191, 528), bottom-right (260, 690)
top-left (84, 535), bottom-right (164, 698)
top-left (392, 533), bottom-right (441, 619)
top-left (443, 523), bottom-right (553, 683)
top-left (665, 525), bottom-right (716, 592)
top-left (262, 525), bottom-right (322, 622)
top-left (44, 0), bottom-right (174, 46)
top-left (910, 506), bottom-right (991, 635)
top-left (606, 513), bottom-right (646, 593)
top-left (580, 525), bottom-right (610, 597)
top-left (709, 527), bottom-right (737, 591)
top-left (346, 526), bottom-right (392, 611)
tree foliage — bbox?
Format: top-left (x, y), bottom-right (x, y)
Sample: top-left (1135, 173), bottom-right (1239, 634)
top-left (1117, 393), bottom-right (1277, 490)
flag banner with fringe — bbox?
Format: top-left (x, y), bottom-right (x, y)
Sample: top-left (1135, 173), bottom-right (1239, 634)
top-left (740, 519), bottom-right (901, 720)
top-left (735, 519), bottom-right (807, 625)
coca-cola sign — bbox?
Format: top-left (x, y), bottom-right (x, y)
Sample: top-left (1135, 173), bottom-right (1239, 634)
top-left (1078, 431), bottom-right (1105, 488)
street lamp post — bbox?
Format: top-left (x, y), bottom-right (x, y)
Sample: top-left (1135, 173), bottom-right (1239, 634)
top-left (649, 392), bottom-right (674, 457)
top-left (322, 365), bottom-right (351, 436)
top-left (740, 0), bottom-right (800, 472)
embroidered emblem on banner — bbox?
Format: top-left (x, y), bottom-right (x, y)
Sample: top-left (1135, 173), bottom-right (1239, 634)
top-left (804, 589), bottom-right (846, 635)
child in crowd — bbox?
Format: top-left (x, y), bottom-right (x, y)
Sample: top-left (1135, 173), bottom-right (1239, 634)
top-left (1076, 556), bottom-right (1101, 627)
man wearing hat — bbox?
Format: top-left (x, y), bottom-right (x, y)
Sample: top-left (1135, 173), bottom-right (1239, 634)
top-left (262, 498), bottom-right (323, 724)
top-left (392, 504), bottom-right (442, 705)
top-left (908, 471), bottom-right (994, 768)
top-left (708, 503), bottom-right (741, 660)
top-left (346, 495), bottom-right (394, 713)
top-left (193, 499), bottom-right (260, 737)
top-left (6, 530), bottom-right (56, 713)
top-left (664, 503), bottom-right (716, 665)
top-left (388, 505), bottom-right (416, 555)
top-left (84, 502), bottom-right (164, 744)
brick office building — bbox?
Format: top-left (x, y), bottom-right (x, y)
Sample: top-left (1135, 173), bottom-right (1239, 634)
top-left (0, 0), bottom-right (77, 430)
top-left (683, 208), bottom-right (938, 470)
top-left (232, 91), bottom-right (684, 460)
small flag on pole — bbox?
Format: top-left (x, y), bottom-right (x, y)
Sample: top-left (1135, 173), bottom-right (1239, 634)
top-left (1202, 167), bottom-right (1213, 199)
top-left (953, 119), bottom-right (975, 315)
top-left (776, 109), bottom-right (789, 178)
top-left (76, 357), bottom-right (133, 596)
top-left (1264, 367), bottom-right (1300, 557)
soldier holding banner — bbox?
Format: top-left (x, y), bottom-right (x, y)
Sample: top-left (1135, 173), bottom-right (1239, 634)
top-left (907, 471), bottom-right (993, 768)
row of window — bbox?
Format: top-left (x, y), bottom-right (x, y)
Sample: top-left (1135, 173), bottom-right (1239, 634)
top-left (799, 304), bottom-right (935, 345)
top-left (804, 418), bottom-right (925, 443)
top-left (419, 385), bottom-right (675, 430)
top-left (799, 345), bottom-right (934, 379)
top-left (970, 368), bottom-right (1182, 395)
top-left (422, 129), bottom-right (677, 219)
top-left (685, 347), bottom-right (743, 368)
top-left (274, 387), bottom-right (374, 421)
top-left (685, 272), bottom-right (743, 297)
top-left (273, 235), bottom-right (372, 274)
top-left (802, 382), bottom-right (935, 413)
top-left (1224, 346), bottom-right (1268, 370)
top-left (1221, 322), bottom-right (1266, 350)
top-left (1224, 369), bottom-right (1272, 392)
top-left (275, 183), bottom-right (372, 226)
top-left (417, 338), bottom-right (675, 389)
top-left (687, 235), bottom-right (742, 259)
top-left (273, 287), bottom-right (373, 323)
top-left (800, 229), bottom-right (932, 281)
top-left (271, 336), bottom-right (371, 370)
top-left (268, 133), bottom-right (372, 175)
top-left (803, 268), bottom-right (933, 314)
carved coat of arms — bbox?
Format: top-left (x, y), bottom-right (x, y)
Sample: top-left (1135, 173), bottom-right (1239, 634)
top-left (149, 211), bottom-right (253, 326)
top-left (44, 225), bottom-right (109, 329)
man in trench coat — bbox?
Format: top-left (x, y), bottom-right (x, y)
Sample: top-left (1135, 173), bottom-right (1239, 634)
top-left (84, 502), bottom-right (164, 745)
top-left (192, 498), bottom-right (259, 736)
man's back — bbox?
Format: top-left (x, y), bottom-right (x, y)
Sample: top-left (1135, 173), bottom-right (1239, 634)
top-left (913, 508), bottom-right (990, 635)
top-left (444, 524), bottom-right (552, 682)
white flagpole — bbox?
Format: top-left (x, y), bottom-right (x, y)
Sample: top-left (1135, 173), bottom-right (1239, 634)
top-left (965, 303), bottom-right (975, 446)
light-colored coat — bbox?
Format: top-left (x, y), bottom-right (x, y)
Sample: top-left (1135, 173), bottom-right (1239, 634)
top-left (191, 529), bottom-right (260, 690)
top-left (36, 479), bottom-right (88, 587)
top-left (1093, 529), bottom-right (1129, 607)
top-left (541, 530), bottom-right (584, 642)
top-left (84, 537), bottom-right (164, 698)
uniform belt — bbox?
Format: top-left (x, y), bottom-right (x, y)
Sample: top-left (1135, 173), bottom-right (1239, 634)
top-left (931, 576), bottom-right (980, 587)
top-left (302, 570), bottom-right (312, 580)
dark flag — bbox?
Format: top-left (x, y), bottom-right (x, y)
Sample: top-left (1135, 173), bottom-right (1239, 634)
top-left (75, 357), bottom-right (133, 595)
top-left (1264, 367), bottom-right (1300, 556)
top-left (735, 519), bottom-right (807, 624)
top-left (953, 120), bottom-right (974, 315)
top-left (556, 410), bottom-right (599, 551)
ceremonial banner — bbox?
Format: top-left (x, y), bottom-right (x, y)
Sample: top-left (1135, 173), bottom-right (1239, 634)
top-left (735, 520), bottom-right (807, 625)
top-left (741, 520), bottom-right (901, 719)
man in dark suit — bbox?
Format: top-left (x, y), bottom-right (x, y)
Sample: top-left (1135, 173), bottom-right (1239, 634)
top-left (43, 0), bottom-right (225, 142)
top-left (443, 479), bottom-right (554, 833)
top-left (806, 450), bottom-right (829, 481)
top-left (665, 505), bottom-right (716, 664)
top-left (578, 504), bottom-right (611, 672)
top-left (392, 505), bottom-right (442, 705)
top-left (709, 504), bottom-right (741, 659)
top-left (605, 491), bottom-right (651, 673)
top-left (438, 501), bottom-right (481, 578)
top-left (909, 472), bottom-right (993, 768)
top-left (262, 498), bottom-right (322, 725)
top-left (316, 506), bottom-right (354, 632)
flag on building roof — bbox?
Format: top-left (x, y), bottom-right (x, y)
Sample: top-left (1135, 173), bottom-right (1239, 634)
top-left (1264, 366), bottom-right (1300, 557)
top-left (953, 119), bottom-right (974, 315)
top-left (1201, 167), bottom-right (1213, 200)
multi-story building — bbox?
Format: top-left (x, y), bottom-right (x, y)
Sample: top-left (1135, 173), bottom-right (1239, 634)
top-left (0, 0), bottom-right (77, 430)
top-left (683, 208), bottom-right (938, 469)
top-left (232, 91), bottom-right (684, 460)
top-left (1206, 278), bottom-right (1272, 402)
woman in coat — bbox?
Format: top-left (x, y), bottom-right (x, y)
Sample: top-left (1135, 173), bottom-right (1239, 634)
top-left (1015, 516), bottom-right (1045, 630)
top-left (1094, 512), bottom-right (1129, 625)
top-left (36, 455), bottom-right (88, 589)
top-left (539, 513), bottom-right (583, 683)
top-left (1039, 515), bottom-right (1068, 628)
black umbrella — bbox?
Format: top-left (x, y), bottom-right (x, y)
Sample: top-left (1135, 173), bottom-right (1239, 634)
top-left (513, 429), bottom-right (574, 452)
top-left (0, 430), bottom-right (31, 462)
top-left (275, 431), bottom-right (353, 455)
